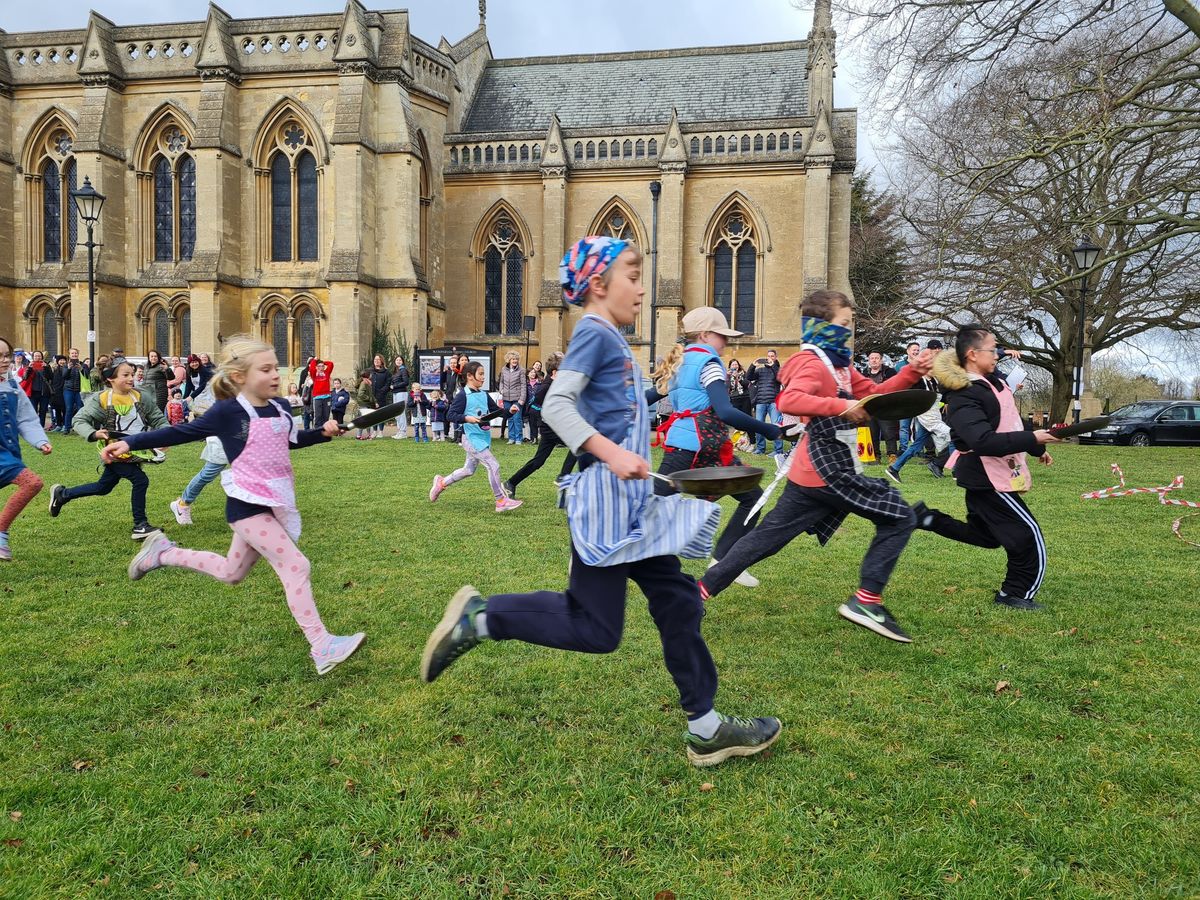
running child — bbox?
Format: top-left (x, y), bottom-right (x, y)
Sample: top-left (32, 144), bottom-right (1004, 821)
top-left (430, 361), bottom-right (523, 512)
top-left (652, 307), bottom-right (783, 588)
top-left (420, 236), bottom-right (781, 766)
top-left (49, 358), bottom-right (167, 540)
top-left (169, 388), bottom-right (226, 526)
top-left (107, 335), bottom-right (365, 675)
top-left (0, 336), bottom-right (52, 561)
top-left (500, 360), bottom-right (578, 500)
top-left (699, 289), bottom-right (933, 643)
top-left (912, 325), bottom-right (1059, 610)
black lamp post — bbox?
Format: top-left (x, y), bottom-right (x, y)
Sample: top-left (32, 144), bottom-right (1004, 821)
top-left (648, 180), bottom-right (661, 372)
top-left (1070, 236), bottom-right (1101, 424)
top-left (70, 176), bottom-right (106, 367)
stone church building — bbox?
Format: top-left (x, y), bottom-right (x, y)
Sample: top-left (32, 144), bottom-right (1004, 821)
top-left (0, 0), bottom-right (854, 373)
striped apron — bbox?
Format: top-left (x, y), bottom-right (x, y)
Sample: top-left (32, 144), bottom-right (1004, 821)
top-left (558, 318), bottom-right (720, 567)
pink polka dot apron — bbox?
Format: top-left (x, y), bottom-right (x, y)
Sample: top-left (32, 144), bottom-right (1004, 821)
top-left (221, 395), bottom-right (303, 540)
top-left (947, 375), bottom-right (1031, 493)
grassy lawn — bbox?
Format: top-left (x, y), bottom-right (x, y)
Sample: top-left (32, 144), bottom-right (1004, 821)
top-left (1, 434), bottom-right (1197, 897)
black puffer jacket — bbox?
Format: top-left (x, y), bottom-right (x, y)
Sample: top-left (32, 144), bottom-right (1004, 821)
top-left (933, 350), bottom-right (1044, 491)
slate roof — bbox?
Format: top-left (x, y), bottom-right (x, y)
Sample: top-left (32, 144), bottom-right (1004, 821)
top-left (462, 42), bottom-right (809, 134)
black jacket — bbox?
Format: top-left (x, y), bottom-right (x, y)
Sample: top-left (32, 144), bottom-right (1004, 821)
top-left (447, 387), bottom-right (499, 425)
top-left (389, 366), bottom-right (410, 393)
top-left (370, 367), bottom-right (391, 405)
top-left (63, 361), bottom-right (83, 393)
top-left (933, 351), bottom-right (1044, 492)
top-left (746, 360), bottom-right (781, 403)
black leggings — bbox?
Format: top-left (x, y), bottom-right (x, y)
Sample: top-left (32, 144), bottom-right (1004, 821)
top-left (61, 461), bottom-right (149, 526)
top-left (654, 448), bottom-right (764, 560)
top-left (507, 434), bottom-right (577, 489)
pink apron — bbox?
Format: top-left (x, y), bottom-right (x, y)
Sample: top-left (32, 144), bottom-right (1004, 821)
top-left (220, 395), bottom-right (302, 540)
top-left (946, 375), bottom-right (1031, 492)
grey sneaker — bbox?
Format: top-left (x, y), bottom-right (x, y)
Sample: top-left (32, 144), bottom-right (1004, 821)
top-left (421, 586), bottom-right (487, 683)
top-left (129, 532), bottom-right (174, 580)
top-left (837, 596), bottom-right (912, 643)
top-left (685, 713), bottom-right (782, 767)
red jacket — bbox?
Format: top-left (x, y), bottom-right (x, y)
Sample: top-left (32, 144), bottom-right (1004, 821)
top-left (779, 351), bottom-right (921, 488)
top-left (307, 358), bottom-right (334, 397)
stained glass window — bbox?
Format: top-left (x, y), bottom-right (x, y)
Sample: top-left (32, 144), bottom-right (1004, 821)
top-left (298, 309), bottom-right (316, 362)
top-left (154, 157), bottom-right (174, 262)
top-left (42, 308), bottom-right (57, 357)
top-left (271, 310), bottom-right (288, 366)
top-left (710, 208), bottom-right (758, 335)
top-left (179, 156), bottom-right (196, 261)
top-left (42, 160), bottom-right (61, 263)
top-left (297, 151), bottom-right (318, 261)
top-left (735, 251), bottom-right (756, 333)
top-left (712, 244), bottom-right (733, 323)
top-left (270, 153), bottom-right (291, 261)
top-left (179, 307), bottom-right (191, 357)
top-left (65, 159), bottom-right (78, 260)
top-left (154, 307), bottom-right (170, 352)
top-left (505, 253), bottom-right (524, 335)
top-left (484, 246), bottom-right (503, 335)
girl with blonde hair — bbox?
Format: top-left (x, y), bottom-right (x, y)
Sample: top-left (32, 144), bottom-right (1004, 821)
top-left (103, 335), bottom-right (365, 675)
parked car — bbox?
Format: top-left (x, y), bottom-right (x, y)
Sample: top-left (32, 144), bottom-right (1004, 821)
top-left (1081, 400), bottom-right (1200, 446)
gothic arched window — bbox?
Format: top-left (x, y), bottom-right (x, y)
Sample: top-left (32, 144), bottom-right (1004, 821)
top-left (42, 306), bottom-right (58, 357)
top-left (481, 215), bottom-right (526, 336)
top-left (145, 124), bottom-right (196, 263)
top-left (154, 307), bottom-right (170, 351)
top-left (709, 207), bottom-right (758, 334)
top-left (263, 117), bottom-right (320, 263)
top-left (270, 308), bottom-right (289, 364)
top-left (177, 304), bottom-right (192, 357)
top-left (36, 130), bottom-right (77, 264)
top-left (592, 202), bottom-right (642, 335)
top-left (298, 308), bottom-right (317, 362)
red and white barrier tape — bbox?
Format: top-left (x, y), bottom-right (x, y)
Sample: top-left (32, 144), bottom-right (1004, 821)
top-left (1082, 464), bottom-right (1200, 547)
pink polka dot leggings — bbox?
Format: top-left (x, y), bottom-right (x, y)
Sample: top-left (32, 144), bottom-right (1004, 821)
top-left (159, 513), bottom-right (329, 649)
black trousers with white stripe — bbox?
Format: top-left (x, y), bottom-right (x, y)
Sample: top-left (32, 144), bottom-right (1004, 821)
top-left (922, 489), bottom-right (1046, 601)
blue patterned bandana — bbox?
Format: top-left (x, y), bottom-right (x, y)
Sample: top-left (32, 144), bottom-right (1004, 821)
top-left (560, 236), bottom-right (629, 306)
top-left (801, 316), bottom-right (854, 367)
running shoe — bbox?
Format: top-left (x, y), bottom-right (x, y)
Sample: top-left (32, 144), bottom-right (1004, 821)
top-left (684, 713), bottom-right (782, 767)
top-left (170, 499), bottom-right (193, 525)
top-left (312, 632), bottom-right (367, 674)
top-left (429, 474), bottom-right (446, 502)
top-left (128, 532), bottom-right (174, 580)
top-left (837, 596), bottom-right (912, 643)
top-left (421, 587), bottom-right (486, 682)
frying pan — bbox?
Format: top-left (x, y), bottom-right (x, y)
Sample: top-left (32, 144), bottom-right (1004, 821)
top-left (1048, 416), bottom-right (1111, 439)
top-left (848, 389), bottom-right (938, 419)
top-left (339, 400), bottom-right (408, 431)
top-left (651, 465), bottom-right (765, 497)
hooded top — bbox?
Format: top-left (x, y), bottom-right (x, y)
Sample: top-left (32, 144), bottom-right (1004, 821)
top-left (933, 350), bottom-right (1044, 491)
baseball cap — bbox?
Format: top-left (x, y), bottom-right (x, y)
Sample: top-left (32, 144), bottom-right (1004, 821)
top-left (681, 307), bottom-right (743, 338)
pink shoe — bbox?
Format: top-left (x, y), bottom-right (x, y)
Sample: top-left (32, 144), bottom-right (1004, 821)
top-left (495, 497), bottom-right (524, 513)
top-left (128, 532), bottom-right (175, 581)
top-left (430, 475), bottom-right (446, 502)
top-left (170, 499), bottom-right (193, 525)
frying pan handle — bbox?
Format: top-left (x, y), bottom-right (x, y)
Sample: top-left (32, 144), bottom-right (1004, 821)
top-left (649, 472), bottom-right (674, 485)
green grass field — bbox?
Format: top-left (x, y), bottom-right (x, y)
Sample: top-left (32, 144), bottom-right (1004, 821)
top-left (1, 434), bottom-right (1197, 898)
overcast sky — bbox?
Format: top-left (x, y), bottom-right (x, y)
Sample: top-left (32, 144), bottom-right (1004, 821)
top-left (5, 0), bottom-right (867, 114)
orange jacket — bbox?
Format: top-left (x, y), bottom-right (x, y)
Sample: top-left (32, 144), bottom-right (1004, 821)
top-left (778, 351), bottom-right (922, 487)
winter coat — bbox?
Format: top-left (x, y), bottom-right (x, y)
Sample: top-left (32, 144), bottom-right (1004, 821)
top-left (71, 389), bottom-right (168, 443)
top-left (389, 366), bottom-right (411, 393)
top-left (498, 363), bottom-right (527, 404)
top-left (370, 366), bottom-right (391, 406)
top-left (932, 350), bottom-right (1045, 492)
top-left (141, 361), bottom-right (170, 410)
top-left (747, 360), bottom-right (781, 404)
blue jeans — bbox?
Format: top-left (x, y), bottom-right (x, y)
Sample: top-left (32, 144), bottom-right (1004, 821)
top-left (754, 401), bottom-right (783, 454)
top-left (413, 422), bottom-right (428, 442)
top-left (182, 461), bottom-right (225, 504)
top-left (506, 404), bottom-right (524, 442)
top-left (892, 422), bottom-right (930, 472)
top-left (63, 389), bottom-right (82, 431)
top-left (898, 417), bottom-right (913, 452)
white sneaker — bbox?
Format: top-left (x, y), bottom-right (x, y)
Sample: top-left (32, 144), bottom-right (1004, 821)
top-left (170, 499), bottom-right (193, 526)
top-left (392, 433), bottom-right (404, 440)
top-left (708, 558), bottom-right (760, 588)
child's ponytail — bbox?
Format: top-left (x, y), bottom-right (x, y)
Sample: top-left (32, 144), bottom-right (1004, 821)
top-left (653, 338), bottom-right (691, 394)
top-left (211, 334), bottom-right (273, 400)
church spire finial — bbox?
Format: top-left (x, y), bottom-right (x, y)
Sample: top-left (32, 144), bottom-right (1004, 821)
top-left (813, 0), bottom-right (831, 30)
top-left (479, 0), bottom-right (486, 27)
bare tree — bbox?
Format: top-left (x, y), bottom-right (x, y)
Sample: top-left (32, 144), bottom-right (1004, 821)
top-left (857, 12), bottom-right (1200, 420)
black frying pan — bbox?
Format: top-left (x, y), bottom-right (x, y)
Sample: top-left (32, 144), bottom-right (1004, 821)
top-left (651, 465), bottom-right (765, 497)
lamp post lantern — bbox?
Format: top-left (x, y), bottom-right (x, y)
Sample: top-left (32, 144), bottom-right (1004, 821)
top-left (1070, 236), bottom-right (1101, 424)
top-left (70, 176), bottom-right (106, 367)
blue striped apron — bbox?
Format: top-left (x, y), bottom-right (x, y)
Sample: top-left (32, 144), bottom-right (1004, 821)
top-left (558, 316), bottom-right (720, 566)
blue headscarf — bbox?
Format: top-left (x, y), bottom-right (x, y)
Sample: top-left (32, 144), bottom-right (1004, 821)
top-left (560, 236), bottom-right (629, 306)
top-left (801, 316), bottom-right (854, 367)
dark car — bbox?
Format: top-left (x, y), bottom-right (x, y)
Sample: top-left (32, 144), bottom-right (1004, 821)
top-left (1080, 400), bottom-right (1200, 446)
